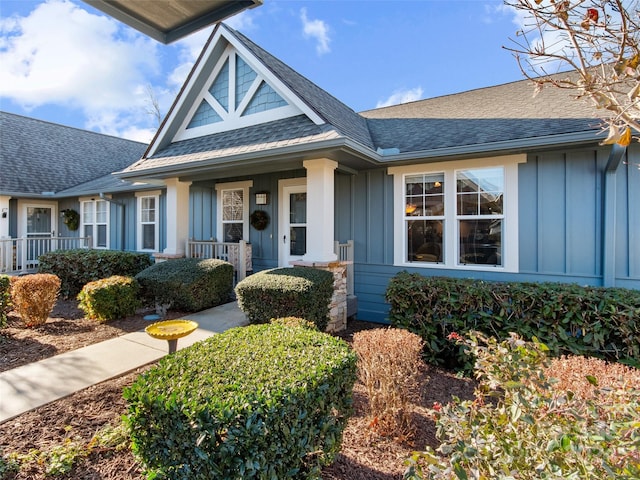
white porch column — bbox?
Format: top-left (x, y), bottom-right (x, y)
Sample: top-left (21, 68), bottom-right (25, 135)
top-left (163, 178), bottom-right (191, 256)
top-left (303, 158), bottom-right (338, 262)
top-left (0, 196), bottom-right (10, 238)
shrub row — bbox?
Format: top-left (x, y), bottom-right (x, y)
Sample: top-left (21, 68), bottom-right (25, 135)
top-left (124, 323), bottom-right (357, 479)
top-left (77, 275), bottom-right (141, 323)
top-left (38, 249), bottom-right (152, 298)
top-left (135, 258), bottom-right (233, 312)
top-left (404, 332), bottom-right (640, 479)
top-left (386, 272), bottom-right (640, 368)
top-left (235, 267), bottom-right (334, 331)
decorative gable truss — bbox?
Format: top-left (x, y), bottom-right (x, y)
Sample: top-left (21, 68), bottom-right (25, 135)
top-left (174, 45), bottom-right (304, 142)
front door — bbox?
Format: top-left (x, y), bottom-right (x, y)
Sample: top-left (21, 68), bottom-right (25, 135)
top-left (279, 182), bottom-right (307, 266)
top-left (26, 206), bottom-right (54, 265)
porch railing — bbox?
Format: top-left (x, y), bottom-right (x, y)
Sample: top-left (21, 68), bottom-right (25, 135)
top-left (335, 240), bottom-right (354, 296)
top-left (185, 239), bottom-right (252, 282)
top-left (0, 236), bottom-right (92, 274)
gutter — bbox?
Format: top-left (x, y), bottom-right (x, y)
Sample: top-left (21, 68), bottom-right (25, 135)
top-left (602, 143), bottom-right (626, 287)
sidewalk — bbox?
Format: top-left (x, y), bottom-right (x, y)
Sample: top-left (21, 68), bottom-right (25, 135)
top-left (0, 301), bottom-right (248, 424)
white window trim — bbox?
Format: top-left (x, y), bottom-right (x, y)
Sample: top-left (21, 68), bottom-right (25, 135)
top-left (79, 197), bottom-right (110, 249)
top-left (135, 191), bottom-right (161, 252)
top-left (388, 154), bottom-right (525, 273)
top-left (215, 180), bottom-right (253, 242)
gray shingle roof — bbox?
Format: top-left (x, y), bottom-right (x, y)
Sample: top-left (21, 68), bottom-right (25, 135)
top-left (0, 112), bottom-right (146, 196)
top-left (124, 115), bottom-right (340, 174)
top-left (361, 75), bottom-right (603, 153)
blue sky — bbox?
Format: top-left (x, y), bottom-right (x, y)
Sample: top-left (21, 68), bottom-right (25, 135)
top-left (0, 0), bottom-right (527, 143)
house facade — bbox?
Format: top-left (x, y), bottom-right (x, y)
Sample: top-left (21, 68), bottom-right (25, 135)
top-left (2, 23), bottom-right (638, 323)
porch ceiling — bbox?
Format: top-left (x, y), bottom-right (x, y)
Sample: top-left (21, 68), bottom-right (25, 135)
top-left (82, 0), bottom-right (262, 44)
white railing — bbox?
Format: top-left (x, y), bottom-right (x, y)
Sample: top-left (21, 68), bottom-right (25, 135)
top-left (335, 240), bottom-right (354, 296)
top-left (185, 239), bottom-right (252, 282)
top-left (0, 236), bottom-right (92, 274)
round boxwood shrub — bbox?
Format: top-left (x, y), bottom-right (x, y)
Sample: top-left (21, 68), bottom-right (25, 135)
top-left (77, 275), bottom-right (141, 323)
top-left (235, 267), bottom-right (334, 330)
top-left (135, 258), bottom-right (233, 312)
top-left (124, 323), bottom-right (357, 480)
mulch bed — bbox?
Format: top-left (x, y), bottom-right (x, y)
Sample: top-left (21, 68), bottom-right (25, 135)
top-left (0, 303), bottom-right (477, 479)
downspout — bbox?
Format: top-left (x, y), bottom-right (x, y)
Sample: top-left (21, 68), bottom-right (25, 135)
top-left (602, 144), bottom-right (626, 287)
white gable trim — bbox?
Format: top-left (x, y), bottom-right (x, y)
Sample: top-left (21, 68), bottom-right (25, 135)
top-left (148, 26), bottom-right (325, 156)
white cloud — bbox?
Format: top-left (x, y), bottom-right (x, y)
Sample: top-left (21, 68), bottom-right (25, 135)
top-left (300, 8), bottom-right (330, 55)
top-left (0, 0), bottom-right (161, 140)
top-left (376, 87), bottom-right (424, 108)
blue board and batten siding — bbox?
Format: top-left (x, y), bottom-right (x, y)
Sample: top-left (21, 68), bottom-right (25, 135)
top-left (183, 147), bottom-right (637, 324)
top-left (341, 147), bottom-right (639, 323)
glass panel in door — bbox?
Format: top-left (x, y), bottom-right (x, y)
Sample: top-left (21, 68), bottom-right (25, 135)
top-left (289, 192), bottom-right (306, 257)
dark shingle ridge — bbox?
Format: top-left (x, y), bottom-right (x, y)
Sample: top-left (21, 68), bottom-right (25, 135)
top-left (1, 111), bottom-right (146, 195)
top-left (225, 25), bottom-right (375, 150)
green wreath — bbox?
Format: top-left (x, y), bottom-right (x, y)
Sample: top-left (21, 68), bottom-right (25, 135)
top-left (61, 209), bottom-right (80, 231)
top-left (250, 210), bottom-right (269, 231)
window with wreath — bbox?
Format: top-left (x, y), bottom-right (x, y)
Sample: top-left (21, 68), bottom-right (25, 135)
top-left (391, 156), bottom-right (522, 272)
top-left (81, 199), bottom-right (108, 248)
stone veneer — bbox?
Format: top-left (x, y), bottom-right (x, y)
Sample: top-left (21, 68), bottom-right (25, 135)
top-left (291, 260), bottom-right (349, 333)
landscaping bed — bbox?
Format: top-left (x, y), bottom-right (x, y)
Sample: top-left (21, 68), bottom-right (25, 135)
top-left (0, 303), bottom-right (477, 479)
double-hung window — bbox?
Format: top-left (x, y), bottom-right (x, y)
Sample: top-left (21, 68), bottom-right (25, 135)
top-left (81, 199), bottom-right (108, 248)
top-left (215, 181), bottom-right (253, 242)
top-left (136, 192), bottom-right (160, 251)
top-left (390, 155), bottom-right (523, 272)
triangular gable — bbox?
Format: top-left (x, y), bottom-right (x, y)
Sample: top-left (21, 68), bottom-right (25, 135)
top-left (147, 24), bottom-right (324, 156)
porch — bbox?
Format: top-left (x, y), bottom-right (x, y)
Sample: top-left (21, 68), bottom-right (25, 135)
top-left (0, 236), bottom-right (92, 275)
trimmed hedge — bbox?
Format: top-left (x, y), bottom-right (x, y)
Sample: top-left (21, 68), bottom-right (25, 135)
top-left (0, 275), bottom-right (10, 327)
top-left (386, 272), bottom-right (640, 368)
top-left (235, 267), bottom-right (334, 331)
top-left (135, 258), bottom-right (233, 312)
top-left (77, 275), bottom-right (141, 323)
top-left (124, 323), bottom-right (357, 480)
top-left (38, 249), bottom-right (152, 298)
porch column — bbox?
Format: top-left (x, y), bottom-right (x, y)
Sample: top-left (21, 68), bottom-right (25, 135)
top-left (303, 158), bottom-right (338, 263)
top-left (163, 178), bottom-right (191, 256)
top-left (0, 196), bottom-right (9, 238)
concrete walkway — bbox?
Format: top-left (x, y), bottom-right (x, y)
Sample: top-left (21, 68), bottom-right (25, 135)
top-left (0, 301), bottom-right (248, 424)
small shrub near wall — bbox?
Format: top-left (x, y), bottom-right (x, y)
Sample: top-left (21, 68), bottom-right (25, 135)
top-left (124, 323), bottom-right (357, 480)
top-left (235, 267), bottom-right (334, 330)
top-left (38, 249), bottom-right (152, 298)
top-left (353, 328), bottom-right (424, 439)
top-left (77, 276), bottom-right (141, 323)
top-left (0, 275), bottom-right (10, 327)
top-left (386, 272), bottom-right (640, 368)
top-left (135, 258), bottom-right (233, 312)
top-left (11, 274), bottom-right (60, 327)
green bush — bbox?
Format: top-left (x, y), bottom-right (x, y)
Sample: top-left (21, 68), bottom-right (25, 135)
top-left (235, 267), bottom-right (334, 331)
top-left (0, 275), bottom-right (10, 327)
top-left (404, 332), bottom-right (640, 479)
top-left (135, 258), bottom-right (233, 312)
top-left (386, 272), bottom-right (640, 368)
top-left (77, 275), bottom-right (141, 323)
top-left (124, 323), bottom-right (357, 480)
top-left (38, 249), bottom-right (152, 298)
